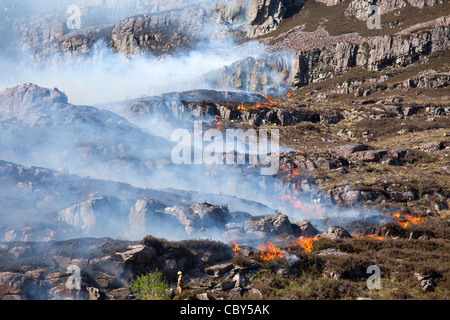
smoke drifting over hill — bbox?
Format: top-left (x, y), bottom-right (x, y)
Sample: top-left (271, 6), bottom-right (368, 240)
top-left (0, 0), bottom-right (293, 105)
top-left (0, 0), bottom-right (369, 244)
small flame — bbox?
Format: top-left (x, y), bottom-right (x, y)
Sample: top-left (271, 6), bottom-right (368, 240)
top-left (404, 214), bottom-right (424, 224)
top-left (293, 236), bottom-right (319, 253)
top-left (258, 241), bottom-right (284, 261)
top-left (391, 213), bottom-right (423, 229)
top-left (286, 92), bottom-right (293, 99)
top-left (398, 220), bottom-right (410, 229)
top-left (352, 232), bottom-right (384, 240)
top-left (280, 195), bottom-right (307, 211)
top-left (237, 36), bottom-right (249, 45)
top-left (256, 93), bottom-right (278, 106)
top-left (224, 93), bottom-right (277, 111)
top-left (232, 242), bottom-right (240, 256)
top-left (225, 93), bottom-right (278, 110)
top-left (367, 234), bottom-right (384, 240)
top-left (280, 164), bottom-right (300, 182)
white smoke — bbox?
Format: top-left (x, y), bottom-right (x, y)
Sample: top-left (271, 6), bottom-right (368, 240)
top-left (1, 39), bottom-right (274, 106)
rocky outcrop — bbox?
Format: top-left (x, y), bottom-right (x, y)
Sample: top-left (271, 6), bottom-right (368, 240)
top-left (0, 83), bottom-right (177, 192)
top-left (109, 9), bottom-right (209, 56)
top-left (403, 70), bottom-right (449, 89)
top-left (292, 220), bottom-right (320, 237)
top-left (216, 0), bottom-right (305, 38)
top-left (292, 23), bottom-right (449, 86)
top-left (13, 0), bottom-right (305, 59)
top-left (407, 0), bottom-right (444, 8)
top-left (345, 0), bottom-right (407, 20)
top-left (0, 83), bottom-right (68, 117)
top-left (334, 143), bottom-right (407, 163)
top-left (345, 0), bottom-right (443, 21)
top-left (358, 26), bottom-right (450, 71)
top-left (11, 0), bottom-right (220, 58)
top-left (320, 226), bottom-right (352, 239)
top-left (205, 53), bottom-right (295, 94)
top-left (0, 236), bottom-right (234, 299)
top-left (314, 0), bottom-right (344, 6)
top-left (248, 0), bottom-right (305, 37)
top-left (126, 89), bottom-right (324, 127)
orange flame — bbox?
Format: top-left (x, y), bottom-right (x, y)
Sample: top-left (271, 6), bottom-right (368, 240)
top-left (258, 241), bottom-right (284, 261)
top-left (352, 232), bottom-right (384, 240)
top-left (286, 92), bottom-right (293, 99)
top-left (391, 213), bottom-right (423, 229)
top-left (280, 195), bottom-right (307, 212)
top-left (225, 93), bottom-right (277, 111)
top-left (256, 93), bottom-right (278, 106)
top-left (290, 168), bottom-right (300, 179)
top-left (293, 236), bottom-right (319, 253)
top-left (237, 36), bottom-right (249, 45)
top-left (232, 242), bottom-right (240, 256)
top-left (367, 234), bottom-right (384, 240)
top-left (399, 220), bottom-right (410, 229)
top-left (279, 165), bottom-right (300, 182)
top-left (404, 214), bottom-right (424, 224)
top-left (214, 115), bottom-right (223, 130)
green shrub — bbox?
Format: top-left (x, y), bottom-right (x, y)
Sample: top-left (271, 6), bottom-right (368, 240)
top-left (130, 269), bottom-right (171, 300)
top-left (362, 41), bottom-right (370, 60)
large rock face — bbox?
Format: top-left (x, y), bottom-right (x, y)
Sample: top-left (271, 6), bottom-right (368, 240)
top-left (206, 53), bottom-right (295, 94)
top-left (10, 0), bottom-right (305, 59)
top-left (292, 23), bottom-right (450, 86)
top-left (109, 8), bottom-right (210, 56)
top-left (345, 0), bottom-right (407, 20)
top-left (345, 0), bottom-right (443, 20)
top-left (216, 0), bottom-right (305, 38)
top-left (358, 26), bottom-right (449, 71)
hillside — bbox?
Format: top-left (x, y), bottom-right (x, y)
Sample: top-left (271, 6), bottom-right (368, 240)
top-left (0, 0), bottom-right (448, 301)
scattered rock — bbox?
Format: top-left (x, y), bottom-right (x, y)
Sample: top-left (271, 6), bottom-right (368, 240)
top-left (292, 220), bottom-right (319, 237)
top-left (205, 263), bottom-right (234, 277)
top-left (219, 280), bottom-right (236, 291)
top-left (196, 292), bottom-right (210, 300)
top-left (421, 279), bottom-right (436, 292)
top-left (334, 143), bottom-right (369, 158)
top-left (318, 249), bottom-right (349, 256)
top-left (419, 142), bottom-right (444, 152)
top-left (320, 226), bottom-right (352, 239)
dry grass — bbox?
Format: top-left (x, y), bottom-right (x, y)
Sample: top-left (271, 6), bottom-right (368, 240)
top-left (248, 229), bottom-right (450, 300)
top-left (259, 0), bottom-right (450, 40)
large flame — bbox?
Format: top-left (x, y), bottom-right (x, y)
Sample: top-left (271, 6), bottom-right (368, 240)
top-left (258, 241), bottom-right (284, 261)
